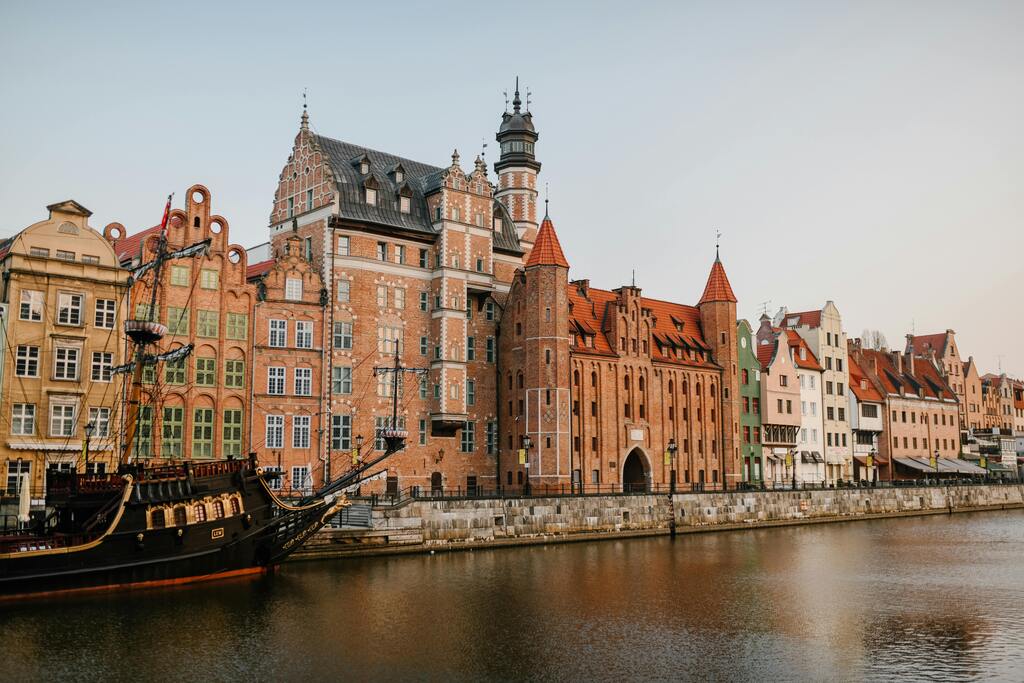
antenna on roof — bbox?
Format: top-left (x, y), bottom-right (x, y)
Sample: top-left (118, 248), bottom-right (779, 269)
top-left (544, 182), bottom-right (549, 218)
top-left (526, 88), bottom-right (532, 112)
top-left (481, 137), bottom-right (488, 160)
top-left (632, 269), bottom-right (636, 288)
top-left (503, 89), bottom-right (509, 113)
top-left (997, 354), bottom-right (1004, 373)
top-left (715, 228), bottom-right (722, 260)
top-left (759, 300), bottom-right (771, 316)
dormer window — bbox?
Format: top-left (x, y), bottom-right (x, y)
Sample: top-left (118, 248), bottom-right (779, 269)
top-left (399, 196), bottom-right (411, 214)
top-left (395, 170), bottom-right (404, 183)
top-left (365, 188), bottom-right (377, 205)
top-left (360, 161), bottom-right (369, 175)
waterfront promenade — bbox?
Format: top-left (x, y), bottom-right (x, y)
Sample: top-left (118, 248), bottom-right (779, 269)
top-left (296, 481), bottom-right (1024, 561)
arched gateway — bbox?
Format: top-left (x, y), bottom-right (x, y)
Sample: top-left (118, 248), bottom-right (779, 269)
top-left (622, 448), bottom-right (650, 493)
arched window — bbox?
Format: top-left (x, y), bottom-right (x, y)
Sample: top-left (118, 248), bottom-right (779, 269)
top-left (573, 370), bottom-right (580, 386)
top-left (173, 506), bottom-right (187, 526)
top-left (742, 369), bottom-right (749, 384)
top-left (639, 376), bottom-right (645, 392)
top-left (591, 372), bottom-right (597, 387)
top-left (624, 375), bottom-right (630, 390)
top-left (230, 497), bottom-right (241, 515)
top-left (213, 500), bottom-right (225, 519)
top-left (194, 503), bottom-right (207, 523)
top-left (507, 374), bottom-right (513, 390)
top-left (695, 382), bottom-right (701, 396)
top-left (710, 383), bottom-right (715, 396)
top-left (668, 379), bottom-right (674, 394)
top-left (682, 380), bottom-right (688, 394)
top-left (517, 373), bottom-right (524, 389)
top-left (151, 509), bottom-right (166, 529)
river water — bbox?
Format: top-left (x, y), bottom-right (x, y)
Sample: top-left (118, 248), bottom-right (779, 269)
top-left (5, 510), bottom-right (1024, 682)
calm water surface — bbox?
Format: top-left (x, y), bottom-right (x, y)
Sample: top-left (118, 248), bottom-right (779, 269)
top-left (5, 510), bottom-right (1024, 682)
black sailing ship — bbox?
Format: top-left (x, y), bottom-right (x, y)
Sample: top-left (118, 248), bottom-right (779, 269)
top-left (0, 198), bottom-right (411, 600)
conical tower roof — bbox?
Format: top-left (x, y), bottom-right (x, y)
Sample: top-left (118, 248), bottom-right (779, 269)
top-left (525, 210), bottom-right (569, 268)
top-left (698, 254), bottom-right (737, 304)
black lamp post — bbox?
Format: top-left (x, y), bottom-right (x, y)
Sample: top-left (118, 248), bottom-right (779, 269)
top-left (868, 448), bottom-right (877, 486)
top-left (667, 438), bottom-right (678, 494)
top-left (933, 449), bottom-right (940, 483)
top-left (522, 434), bottom-right (532, 496)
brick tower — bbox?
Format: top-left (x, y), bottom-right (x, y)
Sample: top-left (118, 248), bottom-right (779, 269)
top-left (499, 208), bottom-right (571, 489)
top-left (494, 78), bottom-right (541, 254)
top-left (698, 248), bottom-right (741, 488)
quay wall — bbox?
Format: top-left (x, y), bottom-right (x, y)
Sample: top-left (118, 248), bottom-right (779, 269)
top-left (292, 484), bottom-right (1024, 560)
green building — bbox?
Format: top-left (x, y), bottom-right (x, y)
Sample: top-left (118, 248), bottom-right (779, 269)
top-left (737, 319), bottom-right (763, 483)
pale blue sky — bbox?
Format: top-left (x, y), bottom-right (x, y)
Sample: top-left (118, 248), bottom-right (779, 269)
top-left (1, 1), bottom-right (1021, 376)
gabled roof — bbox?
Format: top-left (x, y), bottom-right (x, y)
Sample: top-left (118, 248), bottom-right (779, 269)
top-left (697, 256), bottom-right (737, 304)
top-left (46, 199), bottom-right (92, 217)
top-left (568, 285), bottom-right (714, 368)
top-left (778, 310), bottom-right (821, 328)
top-left (855, 349), bottom-right (956, 401)
top-left (246, 259), bottom-right (274, 280)
top-left (525, 215), bottom-right (568, 268)
top-left (756, 337), bottom-right (777, 370)
top-left (784, 330), bottom-right (822, 371)
top-left (0, 236), bottom-right (13, 260)
top-left (906, 333), bottom-right (947, 357)
top-left (848, 354), bottom-right (884, 403)
top-left (113, 224), bottom-right (162, 263)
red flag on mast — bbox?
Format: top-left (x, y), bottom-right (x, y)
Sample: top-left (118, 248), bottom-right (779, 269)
top-left (159, 194), bottom-right (173, 238)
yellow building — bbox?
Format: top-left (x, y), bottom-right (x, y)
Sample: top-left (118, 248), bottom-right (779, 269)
top-left (0, 201), bottom-right (128, 503)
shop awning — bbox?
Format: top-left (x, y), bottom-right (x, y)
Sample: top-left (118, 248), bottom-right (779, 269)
top-left (801, 451), bottom-right (824, 464)
top-left (893, 457), bottom-right (934, 473)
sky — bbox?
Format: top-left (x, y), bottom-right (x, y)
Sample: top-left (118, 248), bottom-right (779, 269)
top-left (1, 1), bottom-right (1021, 376)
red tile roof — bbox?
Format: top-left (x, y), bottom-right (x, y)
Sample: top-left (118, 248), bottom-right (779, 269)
top-left (246, 259), bottom-right (274, 280)
top-left (113, 224), bottom-right (162, 262)
top-left (907, 333), bottom-right (947, 357)
top-left (855, 349), bottom-right (955, 401)
top-left (848, 354), bottom-right (883, 403)
top-left (697, 257), bottom-right (737, 304)
top-left (524, 216), bottom-right (569, 268)
top-left (778, 309), bottom-right (822, 328)
top-left (568, 285), bottom-right (714, 368)
top-left (754, 338), bottom-right (774, 370)
top-left (784, 330), bottom-right (822, 371)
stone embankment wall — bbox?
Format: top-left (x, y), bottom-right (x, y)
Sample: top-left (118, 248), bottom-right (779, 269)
top-left (292, 484), bottom-right (1024, 561)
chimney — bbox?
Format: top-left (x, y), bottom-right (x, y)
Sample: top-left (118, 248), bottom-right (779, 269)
top-left (572, 279), bottom-right (589, 298)
top-left (905, 333), bottom-right (914, 352)
top-left (905, 352), bottom-right (915, 378)
top-left (891, 351), bottom-right (902, 374)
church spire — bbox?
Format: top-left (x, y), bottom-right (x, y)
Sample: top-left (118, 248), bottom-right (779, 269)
top-left (300, 90), bottom-right (309, 132)
top-left (512, 76), bottom-right (522, 113)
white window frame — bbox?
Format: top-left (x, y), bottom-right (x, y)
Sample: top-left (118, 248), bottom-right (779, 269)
top-left (266, 415), bottom-right (284, 449)
top-left (337, 235), bottom-right (350, 256)
top-left (94, 298), bottom-right (116, 328)
top-left (54, 347), bottom-right (80, 381)
top-left (49, 403), bottom-right (76, 437)
top-left (268, 367), bottom-right (286, 395)
top-left (88, 407), bottom-right (111, 437)
top-left (91, 351), bottom-right (113, 382)
top-left (292, 417), bottom-right (311, 449)
top-left (294, 367), bottom-right (313, 396)
top-left (19, 290), bottom-right (43, 321)
top-left (269, 319), bottom-right (287, 347)
top-left (295, 321), bottom-right (313, 349)
top-left (337, 280), bottom-right (350, 302)
top-left (16, 345), bottom-right (40, 377)
top-left (11, 404), bottom-right (36, 436)
top-left (285, 277), bottom-right (303, 300)
top-left (57, 292), bottom-right (83, 326)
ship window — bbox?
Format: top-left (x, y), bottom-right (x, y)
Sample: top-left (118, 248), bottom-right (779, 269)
top-left (212, 500), bottom-right (226, 519)
top-left (194, 503), bottom-right (208, 523)
top-left (230, 497), bottom-right (241, 515)
top-left (173, 506), bottom-right (187, 526)
top-left (151, 509), bottom-right (166, 529)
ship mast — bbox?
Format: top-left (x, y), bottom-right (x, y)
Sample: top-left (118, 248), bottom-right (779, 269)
top-left (113, 195), bottom-right (210, 466)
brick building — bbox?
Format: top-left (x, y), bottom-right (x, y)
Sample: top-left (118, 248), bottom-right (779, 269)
top-left (905, 330), bottom-right (971, 439)
top-left (111, 185), bottom-right (257, 463)
top-left (499, 218), bottom-right (741, 492)
top-left (980, 373), bottom-right (1015, 432)
top-left (246, 233), bottom-right (327, 493)
top-left (0, 201), bottom-right (129, 497)
top-left (265, 94), bottom-right (534, 493)
top-left (848, 343), bottom-right (961, 480)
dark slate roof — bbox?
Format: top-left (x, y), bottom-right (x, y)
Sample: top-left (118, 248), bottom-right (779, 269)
top-left (492, 201), bottom-right (523, 254)
top-left (315, 135), bottom-right (442, 235)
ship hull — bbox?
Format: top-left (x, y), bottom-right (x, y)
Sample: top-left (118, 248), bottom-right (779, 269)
top-left (0, 460), bottom-right (342, 600)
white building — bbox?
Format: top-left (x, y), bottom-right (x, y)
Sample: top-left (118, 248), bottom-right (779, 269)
top-left (776, 301), bottom-right (853, 484)
top-left (848, 350), bottom-right (884, 482)
top-left (784, 330), bottom-right (825, 484)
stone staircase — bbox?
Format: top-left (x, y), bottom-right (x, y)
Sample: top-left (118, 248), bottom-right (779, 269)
top-left (330, 503), bottom-right (373, 528)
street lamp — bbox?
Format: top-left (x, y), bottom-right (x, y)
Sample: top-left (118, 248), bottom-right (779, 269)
top-left (667, 438), bottom-right (678, 494)
top-left (932, 449), bottom-right (940, 483)
top-left (352, 434), bottom-right (364, 467)
top-left (867, 449), bottom-right (877, 486)
top-left (522, 435), bottom-right (532, 496)
top-left (84, 421), bottom-right (96, 473)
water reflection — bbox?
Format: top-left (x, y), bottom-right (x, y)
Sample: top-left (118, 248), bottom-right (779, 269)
top-left (5, 510), bottom-right (1024, 681)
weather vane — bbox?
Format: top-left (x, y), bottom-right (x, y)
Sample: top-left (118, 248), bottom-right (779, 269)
top-left (503, 89), bottom-right (509, 113)
top-left (526, 88), bottom-right (532, 112)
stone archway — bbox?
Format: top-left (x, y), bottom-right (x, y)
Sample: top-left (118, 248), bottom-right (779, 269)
top-left (430, 471), bottom-right (443, 496)
top-left (622, 448), bottom-right (650, 493)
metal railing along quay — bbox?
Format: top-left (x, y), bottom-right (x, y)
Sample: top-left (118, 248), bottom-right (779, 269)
top-left (352, 476), bottom-right (1021, 508)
